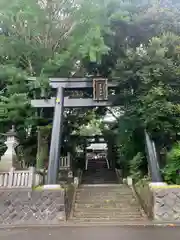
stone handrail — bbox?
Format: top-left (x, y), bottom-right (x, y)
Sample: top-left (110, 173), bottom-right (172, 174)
top-left (60, 157), bottom-right (70, 169)
top-left (64, 184), bottom-right (75, 220)
top-left (0, 167), bottom-right (43, 188)
top-left (67, 168), bottom-right (83, 220)
top-left (115, 168), bottom-right (122, 183)
top-left (59, 153), bottom-right (71, 170)
top-left (132, 179), bottom-right (153, 219)
top-left (133, 180), bottom-right (180, 222)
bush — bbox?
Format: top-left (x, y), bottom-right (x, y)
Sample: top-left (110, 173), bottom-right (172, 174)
top-left (162, 142), bottom-right (180, 184)
top-left (0, 139), bottom-right (7, 157)
top-left (129, 152), bottom-right (146, 182)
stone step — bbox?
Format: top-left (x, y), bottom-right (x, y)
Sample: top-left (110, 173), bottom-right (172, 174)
top-left (82, 176), bottom-right (117, 180)
top-left (76, 194), bottom-right (136, 199)
top-left (76, 192), bottom-right (134, 198)
top-left (82, 174), bottom-right (114, 177)
top-left (72, 214), bottom-right (145, 218)
top-left (79, 184), bottom-right (129, 188)
top-left (81, 181), bottom-right (118, 184)
top-left (87, 161), bottom-right (107, 163)
top-left (74, 211), bottom-right (143, 217)
top-left (75, 202), bottom-right (140, 209)
top-left (77, 187), bottom-right (132, 191)
top-left (78, 187), bottom-right (133, 191)
top-left (86, 165), bottom-right (108, 168)
top-left (75, 198), bottom-right (138, 204)
top-left (87, 165), bottom-right (108, 166)
top-left (78, 188), bottom-right (131, 191)
top-left (78, 189), bottom-right (132, 193)
top-left (74, 206), bottom-right (141, 212)
top-left (72, 212), bottom-right (145, 217)
top-left (77, 193), bottom-right (133, 197)
top-left (77, 188), bottom-right (133, 192)
top-left (76, 196), bottom-right (136, 203)
top-left (71, 220), bottom-right (149, 225)
top-left (81, 170), bottom-right (118, 184)
top-left (71, 216), bottom-right (146, 222)
top-left (76, 196), bottom-right (134, 201)
top-left (75, 204), bottom-right (139, 210)
top-left (77, 197), bottom-right (136, 202)
top-left (74, 212), bottom-right (143, 218)
top-left (75, 207), bottom-right (140, 212)
top-left (87, 167), bottom-right (108, 169)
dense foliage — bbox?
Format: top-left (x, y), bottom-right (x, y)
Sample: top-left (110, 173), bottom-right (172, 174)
top-left (162, 143), bottom-right (180, 184)
top-left (0, 0), bottom-right (110, 166)
top-left (104, 0), bottom-right (180, 182)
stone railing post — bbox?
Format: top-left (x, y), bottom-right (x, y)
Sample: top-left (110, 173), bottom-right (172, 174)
top-left (8, 167), bottom-right (15, 187)
top-left (28, 166), bottom-right (35, 188)
top-left (67, 152), bottom-right (73, 181)
top-left (67, 152), bottom-right (71, 168)
top-left (0, 126), bottom-right (20, 172)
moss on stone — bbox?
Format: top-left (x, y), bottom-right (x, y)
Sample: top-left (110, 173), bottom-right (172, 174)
top-left (151, 185), bottom-right (180, 189)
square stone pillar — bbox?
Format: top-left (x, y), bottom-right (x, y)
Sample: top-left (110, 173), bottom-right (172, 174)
top-left (0, 126), bottom-right (20, 171)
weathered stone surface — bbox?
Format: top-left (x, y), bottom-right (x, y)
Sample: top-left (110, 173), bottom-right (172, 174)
top-left (153, 188), bottom-right (180, 222)
top-left (0, 189), bottom-right (65, 225)
top-left (72, 184), bottom-right (147, 223)
top-left (133, 180), bottom-right (153, 219)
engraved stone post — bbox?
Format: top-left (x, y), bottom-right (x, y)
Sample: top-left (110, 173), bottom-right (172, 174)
top-left (0, 126), bottom-right (20, 171)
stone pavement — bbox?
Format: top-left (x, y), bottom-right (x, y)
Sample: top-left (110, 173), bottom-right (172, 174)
top-left (0, 226), bottom-right (180, 240)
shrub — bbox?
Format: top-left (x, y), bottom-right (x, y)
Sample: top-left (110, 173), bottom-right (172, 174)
top-left (162, 142), bottom-right (180, 184)
top-left (129, 152), bottom-right (146, 182)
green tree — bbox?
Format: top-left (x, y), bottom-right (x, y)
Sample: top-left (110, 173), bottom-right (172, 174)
top-left (0, 0), bottom-right (111, 167)
top-left (1, 0), bottom-right (180, 182)
top-left (97, 0), bottom-right (180, 179)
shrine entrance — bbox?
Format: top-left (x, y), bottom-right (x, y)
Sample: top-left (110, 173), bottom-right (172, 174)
top-left (31, 78), bottom-right (118, 184)
top-left (85, 136), bottom-right (109, 170)
top-left (81, 136), bottom-right (117, 185)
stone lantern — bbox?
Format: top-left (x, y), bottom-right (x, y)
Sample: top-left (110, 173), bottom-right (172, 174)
top-left (0, 126), bottom-right (20, 172)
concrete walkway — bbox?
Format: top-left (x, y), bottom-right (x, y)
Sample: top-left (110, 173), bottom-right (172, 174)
top-left (0, 226), bottom-right (179, 240)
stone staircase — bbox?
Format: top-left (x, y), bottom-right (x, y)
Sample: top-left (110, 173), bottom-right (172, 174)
top-left (71, 157), bottom-right (147, 223)
top-left (72, 184), bottom-right (147, 223)
top-left (82, 168), bottom-right (117, 184)
top-left (83, 157), bottom-right (117, 184)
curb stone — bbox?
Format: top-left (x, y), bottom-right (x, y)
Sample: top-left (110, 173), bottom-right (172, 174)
top-left (0, 221), bottom-right (180, 229)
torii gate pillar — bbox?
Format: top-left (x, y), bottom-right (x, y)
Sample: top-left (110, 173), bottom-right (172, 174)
top-left (47, 87), bottom-right (64, 184)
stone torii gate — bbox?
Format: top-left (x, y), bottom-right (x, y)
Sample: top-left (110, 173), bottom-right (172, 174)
top-left (31, 78), bottom-right (118, 184)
